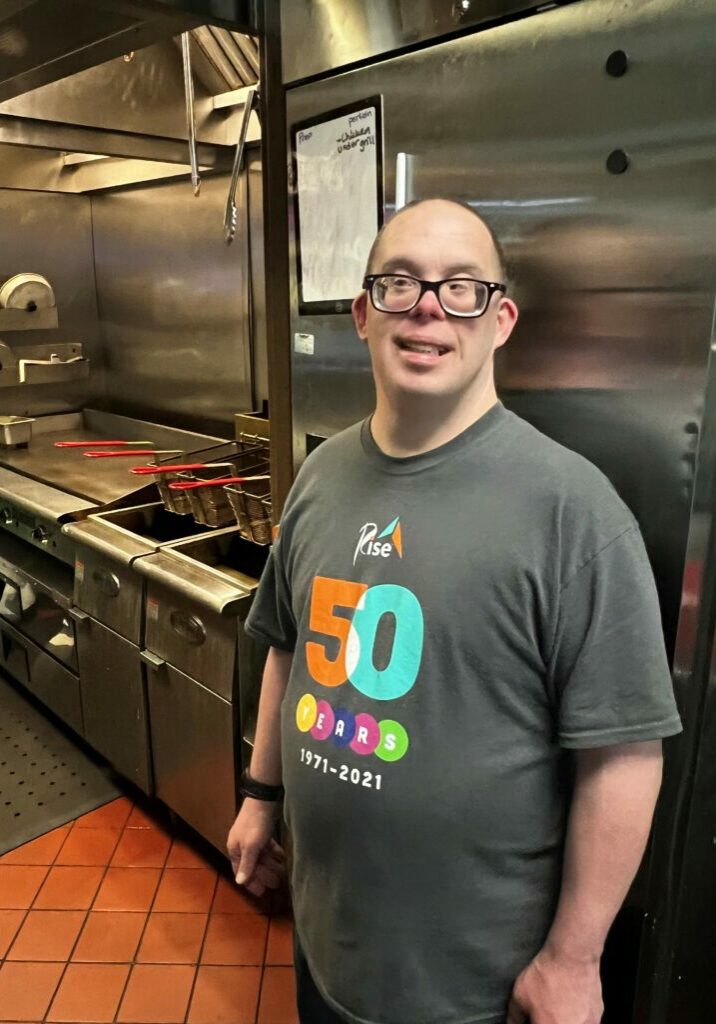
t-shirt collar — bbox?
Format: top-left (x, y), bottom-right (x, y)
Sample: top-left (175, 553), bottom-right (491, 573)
top-left (360, 401), bottom-right (507, 475)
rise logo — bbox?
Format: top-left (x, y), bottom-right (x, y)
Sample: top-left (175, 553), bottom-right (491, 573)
top-left (353, 517), bottom-right (403, 566)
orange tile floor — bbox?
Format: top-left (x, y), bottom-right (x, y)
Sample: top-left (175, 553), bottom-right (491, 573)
top-left (0, 796), bottom-right (298, 1024)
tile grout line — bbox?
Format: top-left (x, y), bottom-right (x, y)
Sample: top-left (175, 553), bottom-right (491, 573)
top-left (0, 819), bottom-right (67, 1019)
top-left (0, 863), bottom-right (49, 967)
top-left (3, 826), bottom-right (70, 1024)
top-left (43, 804), bottom-right (127, 1023)
top-left (109, 816), bottom-right (223, 1024)
top-left (181, 867), bottom-right (219, 1024)
top-left (111, 818), bottom-right (173, 1024)
top-left (1, 811), bottom-right (72, 949)
top-left (254, 898), bottom-right (276, 1024)
top-left (1, 801), bottom-right (273, 1024)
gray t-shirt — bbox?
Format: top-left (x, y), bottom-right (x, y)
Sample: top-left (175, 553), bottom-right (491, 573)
top-left (245, 403), bottom-right (681, 1024)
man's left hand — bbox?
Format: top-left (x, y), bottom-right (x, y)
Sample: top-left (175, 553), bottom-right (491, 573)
top-left (506, 946), bottom-right (604, 1024)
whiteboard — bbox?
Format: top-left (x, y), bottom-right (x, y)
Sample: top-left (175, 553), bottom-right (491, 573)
top-left (292, 98), bottom-right (383, 314)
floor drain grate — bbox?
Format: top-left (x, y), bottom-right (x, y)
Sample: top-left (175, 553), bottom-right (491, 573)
top-left (0, 674), bottom-right (122, 854)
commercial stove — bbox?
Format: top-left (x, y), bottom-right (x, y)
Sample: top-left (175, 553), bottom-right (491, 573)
top-left (0, 409), bottom-right (269, 848)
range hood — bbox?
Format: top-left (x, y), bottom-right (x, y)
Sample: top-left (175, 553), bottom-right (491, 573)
top-left (0, 0), bottom-right (257, 102)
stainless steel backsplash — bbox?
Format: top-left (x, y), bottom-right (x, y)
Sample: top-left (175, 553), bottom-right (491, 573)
top-left (0, 188), bottom-right (103, 416)
top-left (90, 167), bottom-right (263, 435)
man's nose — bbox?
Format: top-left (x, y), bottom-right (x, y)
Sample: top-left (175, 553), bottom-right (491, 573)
top-left (410, 287), bottom-right (446, 319)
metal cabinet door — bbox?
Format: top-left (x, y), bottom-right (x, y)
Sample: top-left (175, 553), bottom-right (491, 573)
top-left (0, 615), bottom-right (82, 735)
top-left (0, 620), bottom-right (29, 685)
top-left (74, 551), bottom-right (143, 644)
top-left (25, 645), bottom-right (83, 738)
top-left (144, 655), bottom-right (238, 852)
top-left (144, 582), bottom-right (236, 700)
top-left (75, 614), bottom-right (152, 793)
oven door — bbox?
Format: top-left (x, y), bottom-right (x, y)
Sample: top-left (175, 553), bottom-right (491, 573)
top-left (0, 549), bottom-right (77, 673)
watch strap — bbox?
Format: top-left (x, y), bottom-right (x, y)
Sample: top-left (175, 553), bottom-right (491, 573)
top-left (239, 769), bottom-right (284, 802)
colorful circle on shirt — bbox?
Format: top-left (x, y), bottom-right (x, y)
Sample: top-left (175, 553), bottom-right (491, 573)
top-left (296, 694), bottom-right (317, 733)
top-left (349, 713), bottom-right (380, 756)
top-left (375, 720), bottom-right (409, 762)
top-left (311, 700), bottom-right (335, 741)
top-left (331, 708), bottom-right (356, 748)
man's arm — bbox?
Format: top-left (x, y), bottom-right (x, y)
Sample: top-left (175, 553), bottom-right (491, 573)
top-left (226, 646), bottom-right (293, 896)
top-left (508, 740), bottom-right (664, 1024)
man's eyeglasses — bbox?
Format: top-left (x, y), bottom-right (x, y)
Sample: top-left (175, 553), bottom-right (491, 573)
top-left (362, 274), bottom-right (507, 319)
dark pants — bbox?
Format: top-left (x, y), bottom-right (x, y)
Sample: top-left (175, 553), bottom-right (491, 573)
top-left (294, 936), bottom-right (346, 1023)
top-left (293, 936), bottom-right (507, 1024)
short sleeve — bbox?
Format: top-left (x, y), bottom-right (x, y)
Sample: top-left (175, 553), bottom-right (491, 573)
top-left (548, 525), bottom-right (682, 748)
top-left (245, 534), bottom-right (297, 652)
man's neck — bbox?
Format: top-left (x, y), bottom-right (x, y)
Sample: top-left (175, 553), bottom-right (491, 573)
top-left (370, 380), bottom-right (499, 458)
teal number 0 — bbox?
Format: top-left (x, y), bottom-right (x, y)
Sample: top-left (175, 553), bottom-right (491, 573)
top-left (345, 584), bottom-right (424, 701)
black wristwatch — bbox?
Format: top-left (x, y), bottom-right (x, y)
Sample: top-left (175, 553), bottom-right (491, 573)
top-left (239, 768), bottom-right (284, 802)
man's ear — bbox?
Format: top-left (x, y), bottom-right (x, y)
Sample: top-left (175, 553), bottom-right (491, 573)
top-left (352, 291), bottom-right (369, 340)
top-left (493, 297), bottom-right (519, 351)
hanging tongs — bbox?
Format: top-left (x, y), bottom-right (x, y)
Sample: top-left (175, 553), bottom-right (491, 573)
top-left (181, 32), bottom-right (201, 197)
top-left (224, 87), bottom-right (259, 244)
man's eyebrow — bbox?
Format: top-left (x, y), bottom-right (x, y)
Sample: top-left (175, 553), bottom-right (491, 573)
top-left (443, 262), bottom-right (488, 278)
top-left (377, 257), bottom-right (423, 276)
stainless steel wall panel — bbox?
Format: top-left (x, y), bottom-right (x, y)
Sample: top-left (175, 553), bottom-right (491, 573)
top-left (91, 174), bottom-right (253, 432)
top-left (0, 189), bottom-right (102, 417)
top-left (286, 0), bottom-right (716, 657)
top-left (280, 0), bottom-right (554, 84)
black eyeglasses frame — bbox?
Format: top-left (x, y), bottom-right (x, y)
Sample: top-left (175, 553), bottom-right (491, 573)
top-left (362, 274), bottom-right (507, 319)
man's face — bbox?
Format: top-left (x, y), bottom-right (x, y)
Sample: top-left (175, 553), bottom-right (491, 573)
top-left (352, 201), bottom-right (518, 403)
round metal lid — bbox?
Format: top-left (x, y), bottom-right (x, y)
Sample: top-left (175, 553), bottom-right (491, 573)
top-left (0, 273), bottom-right (55, 311)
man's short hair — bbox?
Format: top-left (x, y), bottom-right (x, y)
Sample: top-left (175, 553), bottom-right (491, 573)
top-left (364, 198), bottom-right (507, 283)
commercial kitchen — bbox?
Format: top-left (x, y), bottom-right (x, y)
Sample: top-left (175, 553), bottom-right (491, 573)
top-left (0, 0), bottom-right (714, 1021)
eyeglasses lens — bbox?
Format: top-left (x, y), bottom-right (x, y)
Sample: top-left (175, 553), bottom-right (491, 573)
top-left (439, 280), bottom-right (489, 316)
top-left (373, 276), bottom-right (420, 312)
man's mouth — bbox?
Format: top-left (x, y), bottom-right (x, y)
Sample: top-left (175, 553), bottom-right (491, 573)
top-left (396, 339), bottom-right (450, 357)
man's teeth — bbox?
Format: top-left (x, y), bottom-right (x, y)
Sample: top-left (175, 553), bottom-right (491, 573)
top-left (400, 341), bottom-right (446, 355)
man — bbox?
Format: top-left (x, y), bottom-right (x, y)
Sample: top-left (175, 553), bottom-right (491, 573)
top-left (227, 199), bottom-right (682, 1024)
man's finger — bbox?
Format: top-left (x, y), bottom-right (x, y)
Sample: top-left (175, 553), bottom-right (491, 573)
top-left (245, 876), bottom-right (267, 898)
top-left (259, 844), bottom-right (285, 866)
top-left (235, 845), bottom-right (261, 886)
top-left (256, 851), bottom-right (286, 876)
top-left (267, 838), bottom-right (287, 862)
top-left (254, 863), bottom-right (282, 890)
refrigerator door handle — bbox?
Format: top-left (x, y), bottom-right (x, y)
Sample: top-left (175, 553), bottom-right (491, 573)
top-left (395, 152), bottom-right (415, 210)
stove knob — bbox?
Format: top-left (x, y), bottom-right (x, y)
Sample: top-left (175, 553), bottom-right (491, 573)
top-left (0, 508), bottom-right (13, 526)
top-left (31, 526), bottom-right (50, 545)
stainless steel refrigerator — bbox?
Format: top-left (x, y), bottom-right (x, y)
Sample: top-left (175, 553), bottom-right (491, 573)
top-left (279, 1), bottom-right (716, 1020)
